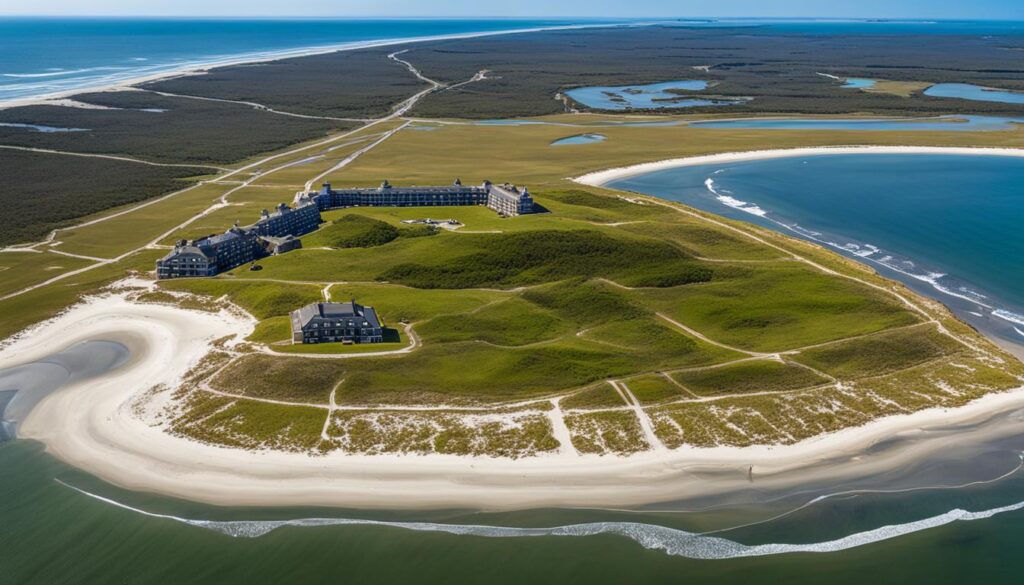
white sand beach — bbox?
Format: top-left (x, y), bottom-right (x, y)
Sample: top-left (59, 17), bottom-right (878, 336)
top-left (573, 145), bottom-right (1024, 186)
top-left (5, 279), bottom-right (1024, 511)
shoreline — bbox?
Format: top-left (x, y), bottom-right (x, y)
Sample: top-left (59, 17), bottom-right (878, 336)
top-left (5, 281), bottom-right (1024, 511)
top-left (572, 145), bottom-right (1024, 185)
top-left (0, 22), bottom-right (629, 110)
top-left (573, 144), bottom-right (1024, 360)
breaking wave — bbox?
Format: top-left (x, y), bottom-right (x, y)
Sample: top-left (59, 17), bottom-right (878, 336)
top-left (57, 467), bottom-right (1024, 560)
top-left (705, 178), bottom-right (767, 217)
top-left (700, 175), bottom-right (1024, 326)
top-left (993, 310), bottom-right (1024, 328)
top-left (2, 66), bottom-right (128, 78)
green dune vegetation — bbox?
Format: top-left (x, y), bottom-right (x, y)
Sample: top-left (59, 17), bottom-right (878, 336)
top-left (152, 172), bottom-right (1022, 456)
top-left (2, 26), bottom-right (1023, 458)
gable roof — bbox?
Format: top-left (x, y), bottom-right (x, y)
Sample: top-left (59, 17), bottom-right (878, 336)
top-left (290, 301), bottom-right (381, 330)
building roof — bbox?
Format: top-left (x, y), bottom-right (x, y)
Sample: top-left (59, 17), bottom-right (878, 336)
top-left (201, 228), bottom-right (246, 247)
top-left (489, 183), bottom-right (531, 202)
top-left (159, 245), bottom-right (210, 263)
top-left (290, 301), bottom-right (381, 331)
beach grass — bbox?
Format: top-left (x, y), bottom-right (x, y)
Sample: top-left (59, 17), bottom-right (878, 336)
top-left (3, 107), bottom-right (1023, 456)
top-left (671, 359), bottom-right (828, 397)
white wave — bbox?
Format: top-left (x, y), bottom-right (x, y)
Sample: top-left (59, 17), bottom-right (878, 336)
top-left (57, 480), bottom-right (1024, 560)
top-left (701, 175), bottom-right (1002, 311)
top-left (1015, 327), bottom-right (1024, 338)
top-left (705, 179), bottom-right (767, 217)
top-left (2, 66), bottom-right (127, 78)
top-left (993, 309), bottom-right (1024, 327)
top-left (969, 311), bottom-right (985, 317)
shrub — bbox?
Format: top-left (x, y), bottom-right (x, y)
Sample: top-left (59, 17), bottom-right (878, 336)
top-left (320, 214), bottom-right (400, 248)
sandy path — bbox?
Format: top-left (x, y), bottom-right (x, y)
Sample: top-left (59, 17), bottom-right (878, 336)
top-left (4, 284), bottom-right (1023, 511)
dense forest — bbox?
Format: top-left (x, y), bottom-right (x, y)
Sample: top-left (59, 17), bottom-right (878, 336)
top-left (0, 149), bottom-right (207, 246)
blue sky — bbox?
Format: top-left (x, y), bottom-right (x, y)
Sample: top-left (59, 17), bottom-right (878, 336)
top-left (0, 0), bottom-right (1021, 18)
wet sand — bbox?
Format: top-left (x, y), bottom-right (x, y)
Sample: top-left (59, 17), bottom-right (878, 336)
top-left (3, 280), bottom-right (1024, 511)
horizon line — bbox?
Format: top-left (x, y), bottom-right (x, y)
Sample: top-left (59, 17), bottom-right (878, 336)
top-left (1, 15), bottom-right (1020, 22)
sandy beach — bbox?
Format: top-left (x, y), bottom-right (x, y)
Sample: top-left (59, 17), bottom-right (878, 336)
top-left (2, 278), bottom-right (1023, 511)
top-left (573, 145), bottom-right (1024, 186)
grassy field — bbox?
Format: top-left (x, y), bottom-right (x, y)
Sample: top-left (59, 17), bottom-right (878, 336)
top-left (156, 156), bottom-right (1020, 457)
top-left (671, 359), bottom-right (828, 397)
top-left (2, 54), bottom-right (1022, 456)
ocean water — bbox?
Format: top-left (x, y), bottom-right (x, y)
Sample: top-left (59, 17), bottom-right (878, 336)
top-left (4, 414), bottom-right (1024, 583)
top-left (609, 153), bottom-right (1024, 349)
top-left (0, 18), bottom-right (598, 103)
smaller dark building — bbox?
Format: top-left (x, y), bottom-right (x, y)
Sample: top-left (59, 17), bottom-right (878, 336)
top-left (290, 300), bottom-right (384, 344)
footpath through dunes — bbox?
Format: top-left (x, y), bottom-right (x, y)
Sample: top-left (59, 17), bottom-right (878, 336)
top-left (125, 169), bottom-right (1022, 463)
top-left (0, 27), bottom-right (1023, 508)
top-left (5, 275), bottom-right (1024, 510)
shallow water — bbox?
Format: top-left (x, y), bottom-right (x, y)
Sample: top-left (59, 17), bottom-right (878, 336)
top-left (924, 83), bottom-right (1024, 104)
top-left (0, 339), bottom-right (128, 439)
top-left (551, 133), bottom-right (607, 145)
top-left (565, 80), bottom-right (748, 111)
top-left (4, 409), bottom-right (1024, 583)
top-left (5, 322), bottom-right (1024, 582)
top-left (0, 122), bottom-right (89, 132)
top-left (609, 153), bottom-right (1024, 350)
top-left (689, 115), bottom-right (1024, 131)
top-left (475, 119), bottom-right (684, 127)
top-left (842, 78), bottom-right (876, 89)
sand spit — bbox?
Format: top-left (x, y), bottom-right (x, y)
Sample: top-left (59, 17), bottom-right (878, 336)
top-left (573, 145), bottom-right (1024, 186)
top-left (3, 280), bottom-right (1024, 510)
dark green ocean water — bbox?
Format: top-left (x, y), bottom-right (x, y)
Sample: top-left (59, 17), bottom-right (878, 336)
top-left (4, 435), bottom-right (1024, 585)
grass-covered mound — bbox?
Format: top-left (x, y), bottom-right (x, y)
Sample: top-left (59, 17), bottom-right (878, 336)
top-left (160, 279), bottom-right (322, 319)
top-left (522, 278), bottom-right (647, 326)
top-left (624, 375), bottom-right (684, 404)
top-left (639, 262), bottom-right (920, 352)
top-left (792, 324), bottom-right (962, 379)
top-left (672, 359), bottom-right (828, 397)
top-left (378, 230), bottom-right (713, 289)
top-left (315, 214), bottom-right (401, 248)
top-left (417, 297), bottom-right (572, 347)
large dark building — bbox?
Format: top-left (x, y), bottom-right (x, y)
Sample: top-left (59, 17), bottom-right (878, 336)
top-left (156, 195), bottom-right (321, 280)
top-left (251, 200), bottom-right (321, 238)
top-left (311, 179), bottom-right (534, 216)
top-left (290, 300), bottom-right (384, 344)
